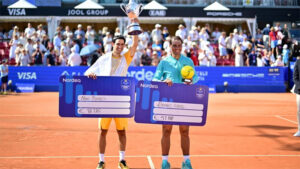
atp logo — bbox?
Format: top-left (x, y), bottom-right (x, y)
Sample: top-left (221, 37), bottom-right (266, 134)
top-left (121, 79), bottom-right (131, 90)
top-left (196, 87), bottom-right (205, 99)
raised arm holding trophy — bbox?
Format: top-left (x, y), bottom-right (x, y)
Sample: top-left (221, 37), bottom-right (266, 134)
top-left (120, 0), bottom-right (143, 35)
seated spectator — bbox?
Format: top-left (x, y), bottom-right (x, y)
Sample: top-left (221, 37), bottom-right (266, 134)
top-left (162, 27), bottom-right (170, 40)
top-left (9, 35), bottom-right (19, 60)
top-left (151, 58), bottom-right (160, 66)
top-left (212, 27), bottom-right (221, 44)
top-left (15, 42), bottom-right (24, 65)
top-left (85, 25), bottom-right (96, 45)
top-left (58, 50), bottom-right (67, 66)
top-left (60, 41), bottom-right (70, 58)
top-left (190, 42), bottom-right (199, 66)
top-left (36, 24), bottom-right (46, 41)
top-left (175, 24), bottom-right (187, 40)
top-left (63, 26), bottom-right (73, 39)
top-left (152, 40), bottom-right (162, 58)
top-left (41, 34), bottom-right (50, 50)
top-left (247, 50), bottom-right (257, 66)
top-left (45, 48), bottom-right (56, 66)
top-left (257, 54), bottom-right (265, 67)
top-left (207, 52), bottom-right (217, 66)
top-left (71, 39), bottom-right (80, 54)
top-left (198, 50), bottom-right (209, 66)
top-left (34, 39), bottom-right (47, 53)
top-left (25, 38), bottom-right (34, 63)
top-left (68, 48), bottom-right (82, 66)
top-left (235, 43), bottom-right (244, 67)
top-left (163, 36), bottom-right (171, 56)
top-left (32, 46), bottom-right (44, 66)
top-left (272, 55), bottom-right (284, 67)
top-left (114, 27), bottom-right (121, 37)
top-left (19, 32), bottom-right (27, 46)
top-left (74, 24), bottom-right (85, 45)
top-left (103, 32), bottom-right (113, 53)
top-left (25, 23), bottom-right (35, 39)
top-left (18, 49), bottom-right (31, 66)
top-left (255, 38), bottom-right (265, 50)
top-left (140, 49), bottom-right (152, 66)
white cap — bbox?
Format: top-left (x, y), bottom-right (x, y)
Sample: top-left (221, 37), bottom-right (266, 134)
top-left (178, 24), bottom-right (184, 28)
top-left (233, 28), bottom-right (238, 33)
top-left (283, 44), bottom-right (288, 49)
top-left (155, 24), bottom-right (161, 28)
top-left (192, 26), bottom-right (197, 30)
top-left (266, 24), bottom-right (270, 28)
top-left (78, 24), bottom-right (82, 28)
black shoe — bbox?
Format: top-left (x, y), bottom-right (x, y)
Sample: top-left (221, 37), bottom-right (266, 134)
top-left (96, 161), bottom-right (105, 169)
top-left (119, 160), bottom-right (129, 169)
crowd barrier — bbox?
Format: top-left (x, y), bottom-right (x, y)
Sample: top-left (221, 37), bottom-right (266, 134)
top-left (3, 66), bottom-right (289, 93)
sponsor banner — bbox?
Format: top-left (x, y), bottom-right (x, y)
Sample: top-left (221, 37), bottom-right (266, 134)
top-left (135, 81), bottom-right (209, 126)
top-left (59, 76), bottom-right (135, 118)
top-left (15, 83), bottom-right (35, 93)
top-left (6, 66), bottom-right (288, 92)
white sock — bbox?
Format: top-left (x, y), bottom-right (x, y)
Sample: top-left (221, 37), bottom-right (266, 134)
top-left (162, 155), bottom-right (168, 161)
top-left (99, 153), bottom-right (105, 162)
top-left (183, 155), bottom-right (190, 161)
top-left (119, 151), bottom-right (125, 161)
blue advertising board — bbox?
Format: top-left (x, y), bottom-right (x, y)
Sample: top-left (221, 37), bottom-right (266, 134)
top-left (4, 66), bottom-right (289, 93)
top-left (135, 81), bottom-right (209, 126)
top-left (59, 76), bottom-right (136, 118)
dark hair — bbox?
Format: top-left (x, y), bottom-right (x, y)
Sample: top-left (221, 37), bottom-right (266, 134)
top-left (113, 35), bottom-right (126, 44)
top-left (170, 36), bottom-right (183, 45)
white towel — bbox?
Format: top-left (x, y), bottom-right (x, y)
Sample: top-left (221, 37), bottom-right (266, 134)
top-left (84, 52), bottom-right (128, 77)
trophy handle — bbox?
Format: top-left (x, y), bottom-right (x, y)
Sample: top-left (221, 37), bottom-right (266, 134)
top-left (138, 4), bottom-right (144, 16)
top-left (120, 4), bottom-right (127, 14)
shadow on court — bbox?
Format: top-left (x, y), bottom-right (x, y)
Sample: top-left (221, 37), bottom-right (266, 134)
top-left (240, 124), bottom-right (300, 151)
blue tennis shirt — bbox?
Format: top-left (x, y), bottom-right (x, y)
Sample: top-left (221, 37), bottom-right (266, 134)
top-left (153, 55), bottom-right (198, 84)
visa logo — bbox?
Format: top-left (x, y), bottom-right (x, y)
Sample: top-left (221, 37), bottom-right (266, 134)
top-left (8, 9), bottom-right (26, 16)
top-left (17, 72), bottom-right (37, 80)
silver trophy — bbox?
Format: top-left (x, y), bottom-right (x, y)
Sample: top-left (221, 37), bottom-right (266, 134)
top-left (120, 0), bottom-right (143, 35)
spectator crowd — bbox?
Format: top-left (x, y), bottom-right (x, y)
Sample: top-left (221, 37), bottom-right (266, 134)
top-left (0, 21), bottom-right (299, 67)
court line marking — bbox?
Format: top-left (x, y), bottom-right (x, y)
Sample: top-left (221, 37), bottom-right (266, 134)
top-left (0, 115), bottom-right (57, 117)
top-left (147, 156), bottom-right (155, 169)
top-left (275, 115), bottom-right (298, 124)
top-left (0, 114), bottom-right (295, 117)
top-left (1, 154), bottom-right (300, 159)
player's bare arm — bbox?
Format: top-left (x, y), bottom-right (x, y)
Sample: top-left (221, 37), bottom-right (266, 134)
top-left (129, 18), bottom-right (139, 58)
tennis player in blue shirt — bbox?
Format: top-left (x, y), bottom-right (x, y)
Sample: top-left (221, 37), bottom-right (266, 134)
top-left (153, 36), bottom-right (198, 169)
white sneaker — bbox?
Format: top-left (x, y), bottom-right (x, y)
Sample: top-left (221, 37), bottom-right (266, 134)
top-left (293, 131), bottom-right (300, 137)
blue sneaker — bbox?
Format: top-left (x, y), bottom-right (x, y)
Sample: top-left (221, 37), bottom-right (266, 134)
top-left (161, 160), bottom-right (170, 169)
top-left (181, 159), bottom-right (193, 169)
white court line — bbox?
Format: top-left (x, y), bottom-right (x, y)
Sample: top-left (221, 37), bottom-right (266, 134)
top-left (147, 156), bottom-right (155, 169)
top-left (1, 154), bottom-right (300, 159)
top-left (275, 115), bottom-right (298, 124)
top-left (0, 115), bottom-right (57, 117)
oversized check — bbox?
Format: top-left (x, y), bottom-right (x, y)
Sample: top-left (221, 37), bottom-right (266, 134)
top-left (59, 76), bottom-right (135, 118)
top-left (135, 81), bottom-right (209, 126)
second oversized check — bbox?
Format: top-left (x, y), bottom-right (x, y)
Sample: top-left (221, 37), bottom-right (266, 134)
top-left (135, 81), bottom-right (209, 126)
